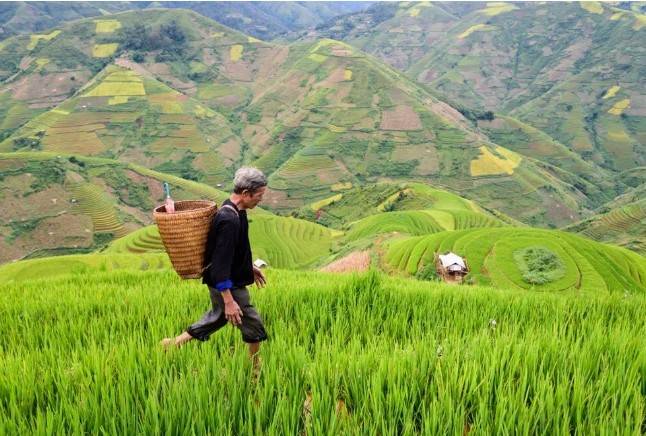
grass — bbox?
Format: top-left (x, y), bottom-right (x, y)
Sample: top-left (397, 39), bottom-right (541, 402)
top-left (0, 253), bottom-right (170, 282)
top-left (346, 211), bottom-right (444, 241)
top-left (0, 268), bottom-right (644, 433)
top-left (103, 213), bottom-right (334, 270)
top-left (105, 226), bottom-right (164, 254)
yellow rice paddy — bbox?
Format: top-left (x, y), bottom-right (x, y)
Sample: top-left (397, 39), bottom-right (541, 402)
top-left (310, 194), bottom-right (343, 211)
top-left (480, 2), bottom-right (518, 17)
top-left (94, 20), bottom-right (122, 33)
top-left (85, 82), bottom-right (145, 97)
top-left (458, 24), bottom-right (497, 39)
top-left (230, 44), bottom-right (244, 62)
top-left (92, 43), bottom-right (119, 58)
top-left (28, 30), bottom-right (61, 50)
top-left (108, 96), bottom-right (129, 105)
top-left (602, 86), bottom-right (621, 99)
top-left (470, 146), bottom-right (522, 177)
top-left (580, 2), bottom-right (603, 14)
top-left (608, 99), bottom-right (630, 116)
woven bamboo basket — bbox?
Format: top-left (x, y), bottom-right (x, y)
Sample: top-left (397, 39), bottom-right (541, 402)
top-left (153, 200), bottom-right (217, 279)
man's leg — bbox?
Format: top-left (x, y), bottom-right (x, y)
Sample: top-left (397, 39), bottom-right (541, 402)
top-left (231, 287), bottom-right (267, 374)
top-left (161, 286), bottom-right (227, 349)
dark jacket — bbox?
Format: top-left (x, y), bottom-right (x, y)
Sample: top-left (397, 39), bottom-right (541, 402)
top-left (202, 199), bottom-right (254, 290)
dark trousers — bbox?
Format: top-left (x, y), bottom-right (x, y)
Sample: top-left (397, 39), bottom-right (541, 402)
top-left (187, 286), bottom-right (267, 344)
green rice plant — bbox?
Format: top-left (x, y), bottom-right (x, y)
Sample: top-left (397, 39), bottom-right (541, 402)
top-left (346, 210), bottom-right (443, 241)
top-left (0, 268), bottom-right (644, 433)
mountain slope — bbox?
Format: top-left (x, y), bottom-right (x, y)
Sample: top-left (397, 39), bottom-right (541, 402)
top-left (240, 38), bottom-right (595, 226)
top-left (0, 151), bottom-right (230, 263)
top-left (1, 63), bottom-right (248, 184)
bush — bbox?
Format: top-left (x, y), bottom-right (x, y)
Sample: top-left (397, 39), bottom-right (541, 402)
top-left (514, 246), bottom-right (565, 285)
top-left (415, 263), bottom-right (439, 282)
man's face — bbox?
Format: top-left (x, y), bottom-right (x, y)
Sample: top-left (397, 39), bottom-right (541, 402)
top-left (242, 186), bottom-right (266, 209)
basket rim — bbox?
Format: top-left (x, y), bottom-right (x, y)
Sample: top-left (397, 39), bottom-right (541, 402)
top-left (153, 200), bottom-right (217, 215)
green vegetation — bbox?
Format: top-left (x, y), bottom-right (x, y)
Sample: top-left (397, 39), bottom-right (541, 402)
top-left (0, 268), bottom-right (644, 433)
top-left (385, 228), bottom-right (646, 293)
top-left (513, 246), bottom-right (565, 285)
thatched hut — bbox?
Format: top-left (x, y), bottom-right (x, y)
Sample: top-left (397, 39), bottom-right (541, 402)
top-left (435, 252), bottom-right (469, 283)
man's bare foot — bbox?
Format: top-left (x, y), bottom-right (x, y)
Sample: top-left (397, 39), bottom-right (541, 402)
top-left (159, 332), bottom-right (193, 351)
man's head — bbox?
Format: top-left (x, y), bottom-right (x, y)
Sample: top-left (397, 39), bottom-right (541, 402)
top-left (232, 167), bottom-right (267, 210)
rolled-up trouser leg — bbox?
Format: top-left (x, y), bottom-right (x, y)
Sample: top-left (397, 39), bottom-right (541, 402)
top-left (187, 286), bottom-right (268, 343)
top-left (186, 287), bottom-right (228, 341)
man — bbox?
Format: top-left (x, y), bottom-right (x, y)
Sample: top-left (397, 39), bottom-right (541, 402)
top-left (161, 167), bottom-right (269, 367)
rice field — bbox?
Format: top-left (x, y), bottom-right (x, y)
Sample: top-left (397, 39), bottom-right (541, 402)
top-left (470, 146), bottom-right (522, 177)
top-left (94, 20), bottom-right (122, 33)
top-left (92, 43), bottom-right (119, 58)
top-left (68, 182), bottom-right (128, 238)
top-left (385, 227), bottom-right (646, 293)
top-left (0, 268), bottom-right (645, 433)
top-left (105, 226), bottom-right (165, 254)
top-left (27, 30), bottom-right (61, 50)
top-left (479, 2), bottom-right (518, 17)
top-left (457, 24), bottom-right (497, 40)
top-left (249, 215), bottom-right (335, 269)
top-left (230, 44), bottom-right (244, 62)
top-left (607, 98), bottom-right (630, 116)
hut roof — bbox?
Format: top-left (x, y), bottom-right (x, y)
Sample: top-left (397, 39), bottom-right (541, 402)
top-left (439, 252), bottom-right (466, 269)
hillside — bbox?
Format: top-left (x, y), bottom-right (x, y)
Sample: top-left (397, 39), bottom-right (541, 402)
top-left (0, 64), bottom-right (245, 185)
top-left (313, 2), bottom-right (645, 173)
top-left (0, 9), bottom-right (609, 227)
top-left (0, 2), bottom-right (373, 41)
top-left (0, 151), bottom-right (231, 263)
top-left (0, 9), bottom-right (286, 140)
top-left (384, 227), bottom-right (646, 293)
top-left (239, 38), bottom-right (596, 226)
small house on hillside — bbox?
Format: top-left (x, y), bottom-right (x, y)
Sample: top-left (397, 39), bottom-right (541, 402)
top-left (436, 252), bottom-right (469, 283)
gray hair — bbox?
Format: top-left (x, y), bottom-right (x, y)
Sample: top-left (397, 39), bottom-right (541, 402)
top-left (233, 167), bottom-right (267, 194)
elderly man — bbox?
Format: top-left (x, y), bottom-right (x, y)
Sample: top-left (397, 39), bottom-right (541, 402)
top-left (161, 167), bottom-right (269, 366)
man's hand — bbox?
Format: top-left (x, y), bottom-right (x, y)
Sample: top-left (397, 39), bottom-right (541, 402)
top-left (253, 266), bottom-right (266, 288)
top-left (222, 291), bottom-right (243, 325)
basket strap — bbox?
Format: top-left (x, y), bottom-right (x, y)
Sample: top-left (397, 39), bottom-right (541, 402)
top-left (219, 204), bottom-right (239, 217)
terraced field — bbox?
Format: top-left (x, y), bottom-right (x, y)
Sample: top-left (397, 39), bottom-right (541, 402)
top-left (346, 209), bottom-right (504, 241)
top-left (565, 200), bottom-right (646, 255)
top-left (248, 214), bottom-right (337, 269)
top-left (0, 252), bottom-right (170, 283)
top-left (105, 226), bottom-right (164, 254)
top-left (385, 228), bottom-right (646, 293)
top-left (67, 182), bottom-right (128, 238)
top-left (105, 213), bottom-right (336, 271)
